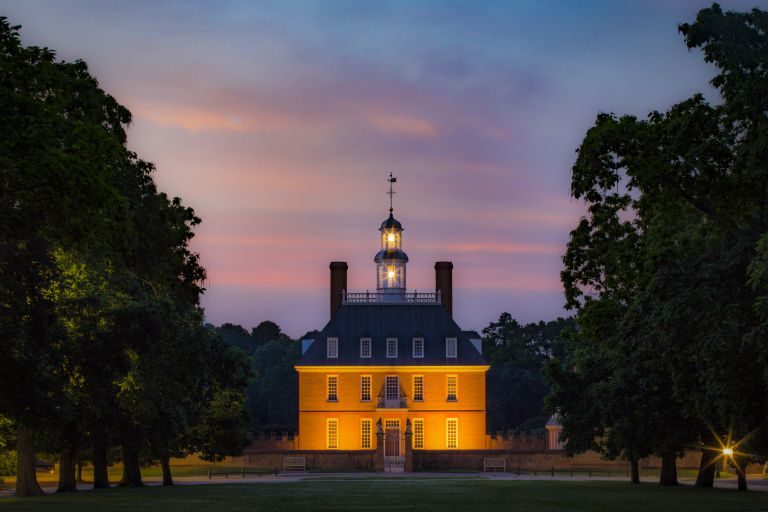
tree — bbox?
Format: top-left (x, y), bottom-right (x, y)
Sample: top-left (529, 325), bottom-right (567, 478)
top-left (548, 3), bottom-right (768, 489)
top-left (483, 314), bottom-right (573, 432)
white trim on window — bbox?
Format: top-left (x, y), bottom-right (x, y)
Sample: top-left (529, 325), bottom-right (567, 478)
top-left (327, 418), bottom-right (339, 449)
top-left (327, 375), bottom-right (338, 402)
top-left (360, 337), bottom-right (371, 358)
top-left (412, 337), bottom-right (424, 358)
top-left (386, 337), bottom-right (398, 358)
top-left (361, 418), bottom-right (372, 449)
top-left (446, 374), bottom-right (458, 402)
top-left (446, 418), bottom-right (458, 449)
top-left (413, 418), bottom-right (424, 449)
top-left (413, 375), bottom-right (424, 402)
top-left (445, 337), bottom-right (457, 358)
top-left (360, 375), bottom-right (372, 402)
top-left (327, 337), bottom-right (338, 358)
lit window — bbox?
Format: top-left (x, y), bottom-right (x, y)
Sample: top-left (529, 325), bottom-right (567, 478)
top-left (445, 337), bottom-right (457, 358)
top-left (385, 375), bottom-right (399, 401)
top-left (360, 337), bottom-right (371, 358)
top-left (413, 418), bottom-right (424, 449)
top-left (413, 375), bottom-right (424, 401)
top-left (387, 232), bottom-right (396, 243)
top-left (386, 338), bottom-right (398, 358)
top-left (446, 375), bottom-right (457, 401)
top-left (327, 337), bottom-right (338, 358)
top-left (327, 375), bottom-right (338, 402)
top-left (387, 267), bottom-right (396, 279)
top-left (361, 419), bottom-right (372, 449)
top-left (412, 338), bottom-right (424, 358)
top-left (446, 418), bottom-right (458, 449)
top-left (327, 418), bottom-right (338, 449)
top-left (360, 375), bottom-right (371, 402)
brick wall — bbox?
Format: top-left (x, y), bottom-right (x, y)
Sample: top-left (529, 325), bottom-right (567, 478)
top-left (485, 431), bottom-right (547, 450)
top-left (413, 450), bottom-right (704, 472)
top-left (230, 450), bottom-right (375, 471)
top-left (247, 431), bottom-right (299, 451)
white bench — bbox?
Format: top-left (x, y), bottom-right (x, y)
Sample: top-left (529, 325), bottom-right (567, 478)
top-left (283, 456), bottom-right (306, 472)
top-left (483, 457), bottom-right (506, 472)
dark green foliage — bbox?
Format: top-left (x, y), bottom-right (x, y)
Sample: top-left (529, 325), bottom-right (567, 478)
top-left (483, 314), bottom-right (574, 432)
top-left (547, 3), bottom-right (768, 487)
top-left (0, 17), bottom-right (252, 494)
top-left (214, 323), bottom-right (300, 431)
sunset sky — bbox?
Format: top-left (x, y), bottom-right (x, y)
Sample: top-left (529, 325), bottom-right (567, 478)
top-left (4, 1), bottom-right (754, 337)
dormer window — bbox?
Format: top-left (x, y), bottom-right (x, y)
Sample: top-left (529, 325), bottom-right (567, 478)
top-left (360, 337), bottom-right (371, 358)
top-left (327, 337), bottom-right (338, 358)
top-left (413, 338), bottom-right (424, 358)
top-left (446, 337), bottom-right (457, 358)
top-left (386, 337), bottom-right (398, 358)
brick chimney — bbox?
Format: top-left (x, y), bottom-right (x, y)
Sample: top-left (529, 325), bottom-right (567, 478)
top-left (435, 261), bottom-right (453, 317)
top-left (329, 261), bottom-right (348, 318)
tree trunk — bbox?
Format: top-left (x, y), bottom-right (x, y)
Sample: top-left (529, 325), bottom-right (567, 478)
top-left (695, 445), bottom-right (718, 487)
top-left (76, 462), bottom-right (83, 483)
top-left (92, 430), bottom-right (110, 488)
top-left (160, 452), bottom-right (174, 486)
top-left (118, 444), bottom-right (143, 487)
top-left (659, 453), bottom-right (678, 486)
top-left (629, 455), bottom-right (640, 484)
top-left (15, 427), bottom-right (45, 497)
top-left (56, 441), bottom-right (78, 492)
top-left (736, 458), bottom-right (748, 491)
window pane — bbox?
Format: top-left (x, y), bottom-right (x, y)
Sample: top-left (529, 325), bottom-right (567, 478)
top-left (361, 375), bottom-right (371, 401)
top-left (413, 338), bottom-right (424, 358)
top-left (327, 419), bottom-right (338, 449)
top-left (386, 338), bottom-right (398, 358)
top-left (360, 338), bottom-right (371, 358)
top-left (413, 375), bottom-right (424, 401)
top-left (327, 337), bottom-right (338, 358)
top-left (446, 337), bottom-right (457, 358)
top-left (327, 376), bottom-right (338, 401)
top-left (361, 419), bottom-right (371, 449)
top-left (447, 375), bottom-right (457, 401)
top-left (413, 419), bottom-right (424, 449)
top-left (446, 418), bottom-right (457, 449)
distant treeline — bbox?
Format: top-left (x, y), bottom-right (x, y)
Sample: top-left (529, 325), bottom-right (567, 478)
top-left (215, 316), bottom-right (574, 434)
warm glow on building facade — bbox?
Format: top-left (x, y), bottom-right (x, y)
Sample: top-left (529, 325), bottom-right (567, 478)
top-left (296, 178), bottom-right (489, 462)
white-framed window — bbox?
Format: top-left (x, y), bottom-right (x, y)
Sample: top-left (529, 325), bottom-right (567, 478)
top-left (412, 337), bottom-right (424, 358)
top-left (446, 375), bottom-right (458, 401)
top-left (360, 375), bottom-right (371, 402)
top-left (386, 337), bottom-right (398, 358)
top-left (446, 418), bottom-right (458, 449)
top-left (445, 337), bottom-right (457, 358)
top-left (327, 337), bottom-right (338, 358)
top-left (327, 418), bottom-right (339, 449)
top-left (385, 375), bottom-right (399, 401)
top-left (360, 337), bottom-right (371, 358)
top-left (413, 375), bottom-right (424, 401)
top-left (413, 418), bottom-right (424, 449)
top-left (361, 418), bottom-right (372, 449)
top-left (327, 375), bottom-right (338, 402)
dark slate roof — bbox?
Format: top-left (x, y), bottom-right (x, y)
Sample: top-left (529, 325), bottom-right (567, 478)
top-left (380, 213), bottom-right (403, 231)
top-left (374, 249), bottom-right (409, 263)
top-left (297, 303), bottom-right (486, 366)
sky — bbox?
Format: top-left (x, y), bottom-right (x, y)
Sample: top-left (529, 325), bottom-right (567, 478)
top-left (3, 0), bottom-right (759, 337)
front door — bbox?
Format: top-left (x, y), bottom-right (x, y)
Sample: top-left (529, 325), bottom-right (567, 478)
top-left (384, 419), bottom-right (400, 456)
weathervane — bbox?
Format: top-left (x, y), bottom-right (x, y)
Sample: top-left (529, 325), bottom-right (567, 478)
top-left (387, 172), bottom-right (397, 214)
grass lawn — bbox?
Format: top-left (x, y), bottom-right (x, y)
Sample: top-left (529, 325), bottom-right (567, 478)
top-left (2, 479), bottom-right (768, 512)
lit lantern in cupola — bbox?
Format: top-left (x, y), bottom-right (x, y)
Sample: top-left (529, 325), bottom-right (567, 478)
top-left (375, 173), bottom-right (408, 300)
top-left (375, 212), bottom-right (408, 297)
